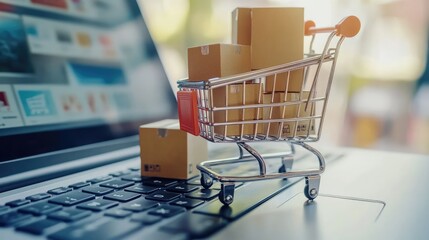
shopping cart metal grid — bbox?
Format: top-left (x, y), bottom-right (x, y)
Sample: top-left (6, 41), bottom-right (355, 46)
top-left (177, 16), bottom-right (361, 205)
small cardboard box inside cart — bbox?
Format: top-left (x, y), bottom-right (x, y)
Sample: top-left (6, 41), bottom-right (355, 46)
top-left (211, 83), bottom-right (264, 137)
top-left (139, 119), bottom-right (207, 179)
top-left (262, 91), bottom-right (316, 137)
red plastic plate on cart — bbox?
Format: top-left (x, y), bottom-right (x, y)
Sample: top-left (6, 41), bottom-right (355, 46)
top-left (177, 90), bottom-right (200, 136)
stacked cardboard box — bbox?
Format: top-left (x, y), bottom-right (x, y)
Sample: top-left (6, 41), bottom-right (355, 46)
top-left (187, 44), bottom-right (250, 82)
top-left (232, 7), bottom-right (304, 93)
top-left (231, 8), bottom-right (251, 45)
top-left (211, 83), bottom-right (263, 136)
top-left (262, 91), bottom-right (316, 138)
top-left (186, 7), bottom-right (306, 137)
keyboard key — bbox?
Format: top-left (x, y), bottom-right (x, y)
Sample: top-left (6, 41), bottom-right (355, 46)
top-left (0, 206), bottom-right (9, 214)
top-left (170, 198), bottom-right (204, 209)
top-left (121, 174), bottom-right (145, 182)
top-left (145, 190), bottom-right (181, 202)
top-left (186, 180), bottom-right (242, 189)
top-left (186, 177), bottom-right (202, 185)
top-left (142, 178), bottom-right (178, 187)
top-left (26, 193), bottom-right (51, 202)
top-left (48, 209), bottom-right (91, 222)
top-left (160, 213), bottom-right (227, 239)
top-left (104, 209), bottom-right (132, 218)
top-left (128, 229), bottom-right (187, 240)
top-left (109, 170), bottom-right (131, 177)
top-left (0, 212), bottom-right (32, 226)
top-left (212, 182), bottom-right (244, 190)
top-left (131, 212), bottom-right (162, 225)
top-left (17, 218), bottom-right (62, 235)
top-left (167, 184), bottom-right (199, 193)
top-left (49, 192), bottom-right (95, 206)
top-left (187, 178), bottom-right (221, 189)
top-left (48, 187), bottom-right (72, 195)
top-left (185, 189), bottom-right (219, 200)
top-left (49, 218), bottom-right (141, 240)
top-left (104, 190), bottom-right (140, 202)
top-left (148, 204), bottom-right (186, 218)
top-left (125, 184), bottom-right (158, 194)
top-left (19, 202), bottom-right (62, 216)
top-left (86, 176), bottom-right (112, 184)
top-left (100, 180), bottom-right (134, 189)
top-left (82, 186), bottom-right (113, 196)
top-left (69, 182), bottom-right (90, 189)
top-left (122, 198), bottom-right (159, 212)
top-left (195, 178), bottom-right (299, 220)
top-left (5, 199), bottom-right (30, 208)
top-left (77, 199), bottom-right (118, 211)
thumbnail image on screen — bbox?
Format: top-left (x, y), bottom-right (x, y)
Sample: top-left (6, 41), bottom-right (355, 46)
top-left (0, 13), bottom-right (34, 75)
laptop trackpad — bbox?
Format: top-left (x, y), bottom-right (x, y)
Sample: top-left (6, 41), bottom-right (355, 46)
top-left (216, 193), bottom-right (385, 239)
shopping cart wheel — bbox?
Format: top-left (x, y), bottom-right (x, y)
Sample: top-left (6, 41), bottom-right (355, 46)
top-left (200, 173), bottom-right (213, 189)
top-left (219, 183), bottom-right (235, 205)
top-left (304, 185), bottom-right (316, 200)
top-left (304, 175), bottom-right (321, 200)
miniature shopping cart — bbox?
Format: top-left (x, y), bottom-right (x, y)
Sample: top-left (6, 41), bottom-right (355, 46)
top-left (177, 16), bottom-right (361, 205)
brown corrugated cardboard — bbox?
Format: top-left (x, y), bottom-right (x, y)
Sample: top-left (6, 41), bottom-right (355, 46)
top-left (139, 119), bottom-right (207, 179)
top-left (262, 91), bottom-right (316, 138)
top-left (265, 71), bottom-right (304, 93)
top-left (188, 44), bottom-right (251, 81)
top-left (211, 83), bottom-right (263, 136)
top-left (232, 8), bottom-right (251, 45)
top-left (251, 8), bottom-right (304, 92)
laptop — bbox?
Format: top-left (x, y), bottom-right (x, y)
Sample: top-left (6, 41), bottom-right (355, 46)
top-left (1, 0), bottom-right (429, 239)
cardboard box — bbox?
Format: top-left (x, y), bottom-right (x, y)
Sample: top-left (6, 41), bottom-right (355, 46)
top-left (211, 83), bottom-right (263, 136)
top-left (232, 8), bottom-right (251, 45)
top-left (188, 44), bottom-right (251, 81)
top-left (262, 91), bottom-right (316, 138)
top-left (265, 71), bottom-right (304, 93)
top-left (251, 8), bottom-right (304, 92)
top-left (139, 119), bottom-right (207, 179)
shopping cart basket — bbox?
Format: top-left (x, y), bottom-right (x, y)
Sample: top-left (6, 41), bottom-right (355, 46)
top-left (177, 16), bottom-right (361, 205)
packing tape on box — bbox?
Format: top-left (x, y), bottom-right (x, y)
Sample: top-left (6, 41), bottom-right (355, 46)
top-left (201, 45), bottom-right (209, 55)
top-left (157, 129), bottom-right (168, 138)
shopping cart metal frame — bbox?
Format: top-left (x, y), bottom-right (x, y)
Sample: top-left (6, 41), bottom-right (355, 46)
top-left (177, 16), bottom-right (360, 205)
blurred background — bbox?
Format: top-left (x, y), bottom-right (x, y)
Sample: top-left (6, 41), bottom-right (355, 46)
top-left (137, 0), bottom-right (429, 154)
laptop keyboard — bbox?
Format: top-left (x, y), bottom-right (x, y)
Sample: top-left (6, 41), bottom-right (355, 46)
top-left (0, 165), bottom-right (302, 239)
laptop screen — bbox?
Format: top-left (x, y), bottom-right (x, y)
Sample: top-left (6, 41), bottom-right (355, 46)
top-left (0, 0), bottom-right (177, 161)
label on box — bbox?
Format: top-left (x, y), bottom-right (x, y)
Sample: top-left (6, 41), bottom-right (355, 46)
top-left (201, 45), bottom-right (209, 55)
top-left (262, 91), bottom-right (316, 138)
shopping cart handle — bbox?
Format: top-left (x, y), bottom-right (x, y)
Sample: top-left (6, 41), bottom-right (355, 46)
top-left (305, 15), bottom-right (360, 38)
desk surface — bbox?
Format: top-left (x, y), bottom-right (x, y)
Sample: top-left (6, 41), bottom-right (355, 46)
top-left (209, 146), bottom-right (429, 240)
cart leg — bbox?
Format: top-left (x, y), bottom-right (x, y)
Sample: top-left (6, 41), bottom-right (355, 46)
top-left (279, 142), bottom-right (295, 175)
top-left (219, 183), bottom-right (235, 205)
top-left (237, 143), bottom-right (244, 159)
top-left (237, 142), bottom-right (267, 175)
top-left (200, 173), bottom-right (213, 189)
top-left (304, 175), bottom-right (321, 200)
top-left (279, 154), bottom-right (294, 174)
top-left (290, 142), bottom-right (296, 155)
